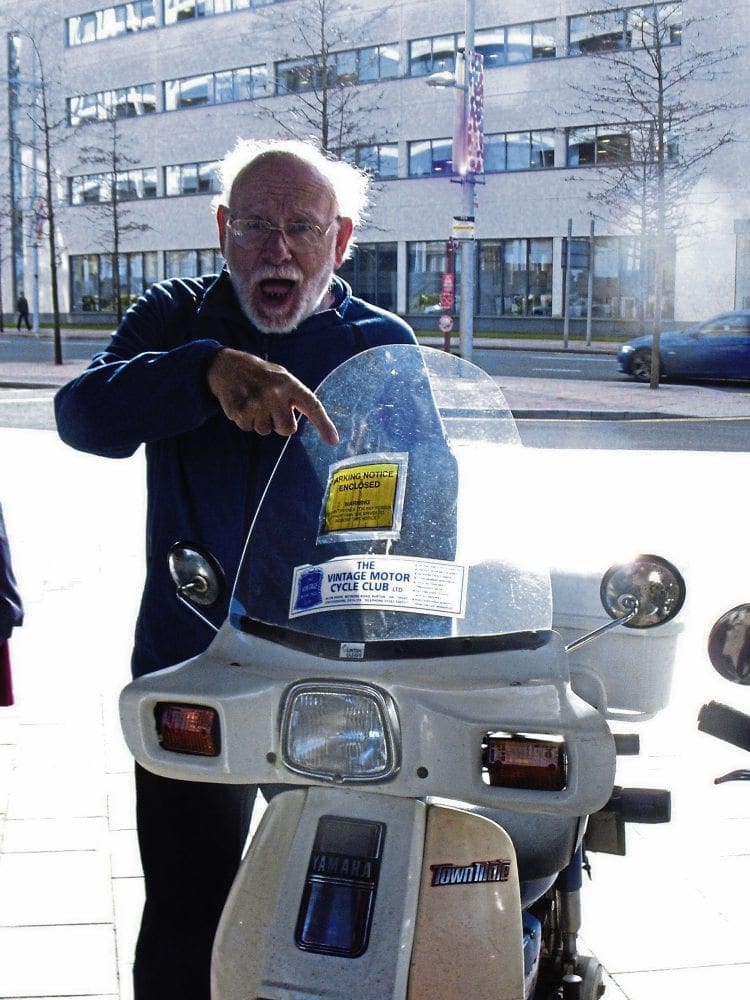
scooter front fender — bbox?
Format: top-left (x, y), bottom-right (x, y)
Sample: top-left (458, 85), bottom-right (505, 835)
top-left (212, 787), bottom-right (525, 1000)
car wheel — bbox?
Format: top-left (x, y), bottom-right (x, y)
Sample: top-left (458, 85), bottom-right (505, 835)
top-left (630, 348), bottom-right (659, 382)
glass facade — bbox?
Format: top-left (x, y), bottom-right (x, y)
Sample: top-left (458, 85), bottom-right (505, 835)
top-left (68, 84), bottom-right (156, 125)
top-left (163, 249), bottom-right (223, 278)
top-left (477, 239), bottom-right (553, 316)
top-left (408, 139), bottom-right (453, 177)
top-left (564, 236), bottom-right (674, 321)
top-left (350, 144), bottom-right (399, 179)
top-left (569, 3), bottom-right (682, 55)
top-left (407, 241), bottom-right (456, 313)
top-left (165, 162), bottom-right (222, 196)
top-left (70, 169), bottom-right (158, 205)
top-left (67, 2), bottom-right (156, 46)
top-left (164, 66), bottom-right (267, 109)
top-left (338, 243), bottom-right (398, 312)
top-left (276, 44), bottom-right (399, 94)
top-left (567, 125), bottom-right (634, 166)
top-left (485, 130), bottom-right (555, 172)
top-left (409, 20), bottom-right (556, 76)
top-left (164, 0), bottom-right (275, 22)
top-left (70, 251), bottom-right (158, 311)
top-left (736, 233), bottom-right (750, 310)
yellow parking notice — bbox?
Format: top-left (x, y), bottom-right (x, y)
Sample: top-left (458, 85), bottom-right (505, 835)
top-left (319, 453), bottom-right (408, 542)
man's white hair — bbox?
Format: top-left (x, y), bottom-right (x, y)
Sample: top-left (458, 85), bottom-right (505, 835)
top-left (213, 138), bottom-right (371, 230)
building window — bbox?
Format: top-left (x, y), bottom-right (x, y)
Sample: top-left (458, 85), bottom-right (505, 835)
top-left (164, 249), bottom-right (223, 277)
top-left (563, 236), bottom-right (675, 321)
top-left (409, 21), bottom-right (556, 77)
top-left (70, 168), bottom-right (157, 204)
top-left (70, 251), bottom-right (158, 311)
top-left (409, 35), bottom-right (456, 77)
top-left (569, 3), bottom-right (682, 56)
top-left (165, 161), bottom-right (221, 196)
top-left (358, 44), bottom-right (400, 82)
top-left (68, 84), bottom-right (156, 125)
top-left (485, 130), bottom-right (555, 172)
top-left (276, 44), bottom-right (398, 95)
top-left (67, 2), bottom-right (156, 46)
top-left (478, 238), bottom-right (553, 317)
top-left (407, 241), bottom-right (456, 313)
top-left (163, 0), bottom-right (273, 23)
top-left (408, 139), bottom-right (453, 177)
top-left (337, 243), bottom-right (398, 311)
top-left (567, 125), bottom-right (634, 166)
top-left (736, 231), bottom-right (750, 310)
top-left (630, 3), bottom-right (683, 47)
top-left (164, 66), bottom-right (267, 109)
top-left (349, 144), bottom-right (399, 179)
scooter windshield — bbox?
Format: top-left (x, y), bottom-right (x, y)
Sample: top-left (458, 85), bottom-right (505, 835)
top-left (230, 345), bottom-right (552, 643)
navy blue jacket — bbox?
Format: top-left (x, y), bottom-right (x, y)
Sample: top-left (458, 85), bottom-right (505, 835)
top-left (55, 270), bottom-right (415, 676)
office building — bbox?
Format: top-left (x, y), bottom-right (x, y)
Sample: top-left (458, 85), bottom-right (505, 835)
top-left (2, 0), bottom-right (748, 333)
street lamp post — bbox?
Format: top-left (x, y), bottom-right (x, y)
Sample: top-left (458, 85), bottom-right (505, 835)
top-left (427, 0), bottom-right (479, 363)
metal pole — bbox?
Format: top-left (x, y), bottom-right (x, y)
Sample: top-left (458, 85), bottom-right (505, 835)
top-left (459, 0), bottom-right (476, 364)
top-left (585, 216), bottom-right (594, 347)
top-left (563, 218), bottom-right (572, 349)
top-left (31, 59), bottom-right (40, 334)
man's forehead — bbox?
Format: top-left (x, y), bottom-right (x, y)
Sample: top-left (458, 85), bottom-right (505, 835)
top-left (230, 155), bottom-right (336, 214)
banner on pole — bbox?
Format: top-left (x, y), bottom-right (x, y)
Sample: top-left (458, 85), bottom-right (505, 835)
top-left (452, 50), bottom-right (484, 179)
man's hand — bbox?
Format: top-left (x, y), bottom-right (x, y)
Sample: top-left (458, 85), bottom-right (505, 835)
top-left (207, 348), bottom-right (339, 444)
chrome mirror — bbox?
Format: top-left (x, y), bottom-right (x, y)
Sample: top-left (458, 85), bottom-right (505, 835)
top-left (600, 554), bottom-right (685, 629)
top-left (708, 605), bottom-right (750, 685)
top-left (168, 542), bottom-right (226, 610)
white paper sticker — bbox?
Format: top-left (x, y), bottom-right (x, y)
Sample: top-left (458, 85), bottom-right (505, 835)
top-left (289, 555), bottom-right (467, 619)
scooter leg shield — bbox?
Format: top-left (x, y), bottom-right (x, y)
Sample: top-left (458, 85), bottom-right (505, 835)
top-left (211, 787), bottom-right (427, 1000)
top-left (408, 804), bottom-right (525, 1000)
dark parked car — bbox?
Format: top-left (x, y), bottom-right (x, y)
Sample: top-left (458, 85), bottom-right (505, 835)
top-left (618, 310), bottom-right (750, 382)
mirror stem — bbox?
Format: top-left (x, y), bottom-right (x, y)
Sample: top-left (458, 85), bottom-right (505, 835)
top-left (565, 603), bottom-right (638, 653)
top-left (177, 592), bottom-right (220, 634)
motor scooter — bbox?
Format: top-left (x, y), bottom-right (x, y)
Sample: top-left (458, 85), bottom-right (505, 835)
top-left (120, 344), bottom-right (686, 1000)
top-left (698, 604), bottom-right (750, 781)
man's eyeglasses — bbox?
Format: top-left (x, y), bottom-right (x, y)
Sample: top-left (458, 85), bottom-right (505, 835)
top-left (227, 215), bottom-right (339, 252)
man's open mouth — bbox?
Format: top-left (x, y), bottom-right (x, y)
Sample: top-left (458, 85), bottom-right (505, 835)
top-left (259, 278), bottom-right (297, 302)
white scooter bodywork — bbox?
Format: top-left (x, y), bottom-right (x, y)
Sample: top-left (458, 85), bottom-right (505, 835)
top-left (120, 345), bottom-right (684, 1000)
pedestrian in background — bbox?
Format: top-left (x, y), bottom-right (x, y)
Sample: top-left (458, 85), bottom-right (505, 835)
top-left (16, 292), bottom-right (31, 331)
top-left (0, 503), bottom-right (24, 707)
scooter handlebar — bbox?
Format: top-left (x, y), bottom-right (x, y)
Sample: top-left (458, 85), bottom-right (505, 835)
top-left (698, 701), bottom-right (750, 753)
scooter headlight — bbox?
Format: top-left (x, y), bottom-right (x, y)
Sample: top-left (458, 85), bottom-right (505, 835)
top-left (281, 682), bottom-right (400, 782)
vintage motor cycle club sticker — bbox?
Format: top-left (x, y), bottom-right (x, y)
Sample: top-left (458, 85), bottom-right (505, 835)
top-left (290, 555), bottom-right (468, 619)
top-left (318, 453), bottom-right (408, 543)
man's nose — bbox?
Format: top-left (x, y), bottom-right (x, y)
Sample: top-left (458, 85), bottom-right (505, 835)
top-left (261, 227), bottom-right (293, 262)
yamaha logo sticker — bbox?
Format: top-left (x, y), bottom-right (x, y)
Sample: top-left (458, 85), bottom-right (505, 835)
top-left (430, 859), bottom-right (511, 886)
top-left (310, 851), bottom-right (375, 882)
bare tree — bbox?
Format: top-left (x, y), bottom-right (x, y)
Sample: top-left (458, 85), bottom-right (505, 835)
top-left (569, 2), bottom-right (739, 387)
top-left (7, 19), bottom-right (70, 364)
top-left (74, 112), bottom-right (152, 323)
top-left (252, 0), bottom-right (394, 157)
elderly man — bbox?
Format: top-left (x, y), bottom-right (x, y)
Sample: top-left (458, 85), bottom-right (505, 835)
top-left (55, 138), bottom-right (415, 1000)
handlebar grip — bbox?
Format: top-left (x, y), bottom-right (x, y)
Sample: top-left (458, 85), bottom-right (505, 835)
top-left (606, 786), bottom-right (671, 824)
top-left (698, 701), bottom-right (750, 752)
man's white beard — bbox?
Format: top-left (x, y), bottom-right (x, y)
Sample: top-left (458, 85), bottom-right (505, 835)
top-left (230, 266), bottom-right (335, 335)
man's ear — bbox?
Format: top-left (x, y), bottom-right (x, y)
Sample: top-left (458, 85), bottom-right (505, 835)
top-left (216, 204), bottom-right (230, 256)
top-left (333, 217), bottom-right (354, 268)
